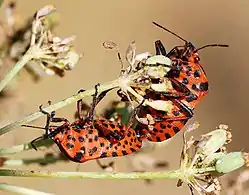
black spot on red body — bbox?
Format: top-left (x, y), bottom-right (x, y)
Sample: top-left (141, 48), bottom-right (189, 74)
top-left (110, 123), bottom-right (115, 129)
top-left (165, 133), bottom-right (171, 139)
top-left (186, 71), bottom-right (191, 76)
top-left (160, 123), bottom-right (166, 129)
top-left (156, 137), bottom-right (161, 142)
top-left (191, 84), bottom-right (198, 91)
top-left (173, 126), bottom-right (180, 133)
top-left (153, 128), bottom-right (159, 133)
top-left (94, 135), bottom-right (98, 141)
top-left (74, 152), bottom-right (84, 162)
top-left (78, 136), bottom-right (84, 142)
top-left (89, 146), bottom-right (97, 155)
top-left (102, 123), bottom-right (109, 128)
top-left (100, 152), bottom-right (107, 158)
top-left (199, 82), bottom-right (209, 91)
top-left (182, 78), bottom-right (189, 85)
top-left (66, 143), bottom-right (74, 149)
top-left (186, 94), bottom-right (198, 102)
top-left (194, 70), bottom-right (201, 78)
top-left (173, 110), bottom-right (180, 116)
top-left (112, 152), bottom-right (118, 157)
top-left (88, 129), bottom-right (93, 134)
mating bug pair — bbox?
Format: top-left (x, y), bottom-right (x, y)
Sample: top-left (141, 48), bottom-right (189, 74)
top-left (23, 22), bottom-right (229, 165)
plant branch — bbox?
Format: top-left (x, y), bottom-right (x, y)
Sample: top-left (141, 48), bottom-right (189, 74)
top-left (0, 79), bottom-right (120, 136)
top-left (3, 155), bottom-right (67, 166)
top-left (0, 169), bottom-right (184, 180)
top-left (0, 49), bottom-right (33, 93)
top-left (0, 140), bottom-right (54, 155)
top-left (0, 182), bottom-right (54, 195)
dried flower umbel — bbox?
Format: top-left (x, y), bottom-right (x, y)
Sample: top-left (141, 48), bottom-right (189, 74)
top-left (0, 5), bottom-right (81, 93)
top-left (177, 124), bottom-right (248, 195)
top-left (29, 5), bottom-right (80, 77)
top-left (103, 41), bottom-right (174, 121)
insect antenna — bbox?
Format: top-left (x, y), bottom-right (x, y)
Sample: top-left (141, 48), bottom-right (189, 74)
top-left (152, 22), bottom-right (188, 43)
top-left (22, 124), bottom-right (45, 130)
top-left (196, 44), bottom-right (229, 51)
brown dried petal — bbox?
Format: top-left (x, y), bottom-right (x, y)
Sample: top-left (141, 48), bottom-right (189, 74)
top-left (103, 41), bottom-right (118, 49)
top-left (125, 41), bottom-right (136, 65)
top-left (36, 5), bottom-right (56, 19)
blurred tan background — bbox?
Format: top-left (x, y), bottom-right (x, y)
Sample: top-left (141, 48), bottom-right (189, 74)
top-left (0, 0), bottom-right (248, 194)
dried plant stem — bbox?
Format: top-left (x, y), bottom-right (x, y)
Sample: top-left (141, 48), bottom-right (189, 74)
top-left (0, 79), bottom-right (120, 136)
top-left (3, 155), bottom-right (66, 166)
top-left (0, 167), bottom-right (215, 180)
top-left (0, 140), bottom-right (53, 155)
top-left (0, 49), bottom-right (33, 93)
top-left (0, 182), bottom-right (54, 195)
top-left (0, 169), bottom-right (183, 180)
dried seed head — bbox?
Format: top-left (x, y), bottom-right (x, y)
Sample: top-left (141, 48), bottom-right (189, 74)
top-left (57, 50), bottom-right (81, 70)
top-left (244, 152), bottom-right (249, 166)
top-left (125, 41), bottom-right (136, 66)
top-left (197, 129), bottom-right (228, 156)
top-left (215, 152), bottom-right (246, 174)
top-left (150, 79), bottom-right (173, 92)
top-left (145, 65), bottom-right (170, 78)
top-left (202, 152), bottom-right (226, 166)
top-left (135, 52), bottom-right (151, 62)
top-left (35, 5), bottom-right (56, 19)
top-left (30, 16), bottom-right (80, 76)
top-left (102, 41), bottom-right (118, 50)
top-left (146, 55), bottom-right (171, 66)
top-left (145, 100), bottom-right (173, 112)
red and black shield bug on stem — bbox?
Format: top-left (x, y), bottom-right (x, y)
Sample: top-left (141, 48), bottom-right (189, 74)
top-left (23, 85), bottom-right (143, 163)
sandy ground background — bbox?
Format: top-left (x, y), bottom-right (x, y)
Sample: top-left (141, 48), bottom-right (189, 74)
top-left (0, 0), bottom-right (249, 194)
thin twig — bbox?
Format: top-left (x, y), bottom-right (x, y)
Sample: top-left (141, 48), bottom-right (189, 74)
top-left (0, 140), bottom-right (54, 155)
top-left (3, 155), bottom-right (67, 166)
top-left (0, 182), bottom-right (54, 195)
top-left (0, 168), bottom-right (183, 180)
top-left (0, 49), bottom-right (33, 93)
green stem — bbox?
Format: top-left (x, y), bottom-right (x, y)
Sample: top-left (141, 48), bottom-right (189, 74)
top-left (0, 49), bottom-right (33, 93)
top-left (0, 79), bottom-right (120, 136)
top-left (3, 155), bottom-right (68, 166)
top-left (0, 182), bottom-right (54, 195)
top-left (0, 140), bottom-right (54, 155)
top-left (0, 169), bottom-right (183, 180)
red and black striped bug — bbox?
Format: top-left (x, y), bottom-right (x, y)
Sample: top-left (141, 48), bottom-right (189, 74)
top-left (134, 22), bottom-right (229, 142)
top-left (24, 85), bottom-right (143, 163)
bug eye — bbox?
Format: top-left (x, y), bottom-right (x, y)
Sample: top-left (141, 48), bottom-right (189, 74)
top-left (194, 57), bottom-right (200, 62)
